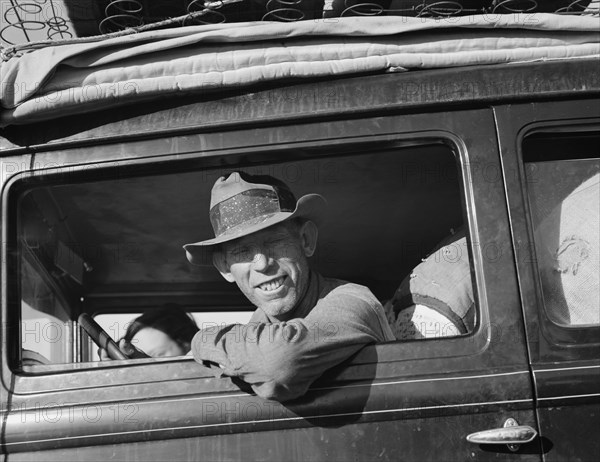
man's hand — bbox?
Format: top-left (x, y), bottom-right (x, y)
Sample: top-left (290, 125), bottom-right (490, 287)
top-left (99, 339), bottom-right (150, 360)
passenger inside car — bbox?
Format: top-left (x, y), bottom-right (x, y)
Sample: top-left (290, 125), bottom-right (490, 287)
top-left (100, 305), bottom-right (199, 359)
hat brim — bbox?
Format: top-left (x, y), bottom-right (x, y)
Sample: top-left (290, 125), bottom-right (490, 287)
top-left (183, 194), bottom-right (326, 266)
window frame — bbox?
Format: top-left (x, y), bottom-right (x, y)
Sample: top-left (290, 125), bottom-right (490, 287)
top-left (4, 130), bottom-right (488, 376)
top-left (494, 100), bottom-right (600, 363)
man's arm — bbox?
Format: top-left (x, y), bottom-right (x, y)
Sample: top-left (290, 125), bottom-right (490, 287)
top-left (191, 293), bottom-right (391, 402)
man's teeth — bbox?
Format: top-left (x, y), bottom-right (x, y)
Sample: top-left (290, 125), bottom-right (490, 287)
top-left (259, 277), bottom-right (284, 292)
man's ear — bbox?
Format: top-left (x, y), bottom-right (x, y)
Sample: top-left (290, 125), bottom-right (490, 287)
top-left (212, 249), bottom-right (235, 283)
top-left (299, 220), bottom-right (318, 258)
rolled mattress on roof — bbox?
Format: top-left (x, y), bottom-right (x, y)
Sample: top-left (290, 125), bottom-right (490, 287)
top-left (1, 14), bottom-right (599, 126)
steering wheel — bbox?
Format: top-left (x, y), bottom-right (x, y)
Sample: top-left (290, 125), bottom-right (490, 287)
top-left (78, 313), bottom-right (128, 360)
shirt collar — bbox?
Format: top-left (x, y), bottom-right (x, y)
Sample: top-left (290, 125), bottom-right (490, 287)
top-left (288, 270), bottom-right (322, 320)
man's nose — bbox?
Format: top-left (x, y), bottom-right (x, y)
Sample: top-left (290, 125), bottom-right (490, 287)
top-left (251, 249), bottom-right (272, 271)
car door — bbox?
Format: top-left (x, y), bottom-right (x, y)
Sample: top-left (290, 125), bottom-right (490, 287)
top-left (495, 99), bottom-right (600, 462)
top-left (1, 101), bottom-right (540, 461)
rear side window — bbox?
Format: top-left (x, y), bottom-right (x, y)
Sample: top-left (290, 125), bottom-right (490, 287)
top-left (523, 132), bottom-right (599, 327)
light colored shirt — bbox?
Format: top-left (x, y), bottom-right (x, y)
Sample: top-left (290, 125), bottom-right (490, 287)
top-left (191, 271), bottom-right (395, 402)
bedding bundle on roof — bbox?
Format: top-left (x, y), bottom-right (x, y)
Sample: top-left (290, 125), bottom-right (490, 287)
top-left (1, 14), bottom-right (599, 126)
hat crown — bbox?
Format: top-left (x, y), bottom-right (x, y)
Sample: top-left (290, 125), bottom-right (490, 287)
top-left (209, 172), bottom-right (278, 209)
top-left (209, 172), bottom-right (297, 239)
top-left (183, 172), bottom-right (326, 262)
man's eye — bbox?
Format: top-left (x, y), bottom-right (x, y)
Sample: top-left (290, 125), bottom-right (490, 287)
top-left (266, 236), bottom-right (286, 245)
top-left (229, 247), bottom-right (249, 258)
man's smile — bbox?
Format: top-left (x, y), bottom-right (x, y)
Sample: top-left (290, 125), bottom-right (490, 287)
top-left (256, 276), bottom-right (287, 293)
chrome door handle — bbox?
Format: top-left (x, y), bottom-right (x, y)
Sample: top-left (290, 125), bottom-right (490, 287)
top-left (466, 418), bottom-right (537, 452)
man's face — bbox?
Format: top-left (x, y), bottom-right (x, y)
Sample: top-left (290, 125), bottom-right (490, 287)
top-left (217, 222), bottom-right (314, 320)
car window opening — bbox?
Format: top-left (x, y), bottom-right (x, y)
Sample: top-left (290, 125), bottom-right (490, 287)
top-left (16, 143), bottom-right (477, 370)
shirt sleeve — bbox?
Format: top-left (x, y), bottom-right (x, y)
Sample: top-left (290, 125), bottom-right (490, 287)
top-left (191, 293), bottom-right (388, 402)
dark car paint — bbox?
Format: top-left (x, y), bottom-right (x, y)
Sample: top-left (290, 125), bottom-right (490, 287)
top-left (0, 59), bottom-right (599, 461)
